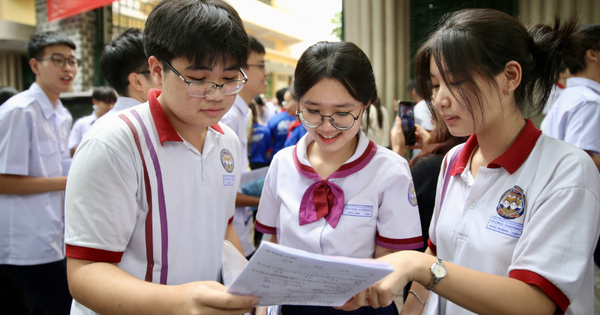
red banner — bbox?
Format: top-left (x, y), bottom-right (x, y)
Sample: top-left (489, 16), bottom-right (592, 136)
top-left (47, 0), bottom-right (116, 22)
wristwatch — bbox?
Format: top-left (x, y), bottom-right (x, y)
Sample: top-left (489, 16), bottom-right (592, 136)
top-left (426, 258), bottom-right (446, 290)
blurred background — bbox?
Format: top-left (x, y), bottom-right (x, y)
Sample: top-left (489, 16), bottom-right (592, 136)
top-left (1, 0), bottom-right (599, 123)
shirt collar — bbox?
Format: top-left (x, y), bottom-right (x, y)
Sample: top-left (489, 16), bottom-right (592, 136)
top-left (233, 94), bottom-right (250, 115)
top-left (296, 129), bottom-right (371, 168)
top-left (147, 89), bottom-right (223, 146)
top-left (450, 119), bottom-right (542, 176)
top-left (31, 82), bottom-right (59, 120)
top-left (566, 77), bottom-right (600, 94)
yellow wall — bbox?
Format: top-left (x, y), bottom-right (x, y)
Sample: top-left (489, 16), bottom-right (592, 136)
top-left (0, 0), bottom-right (35, 26)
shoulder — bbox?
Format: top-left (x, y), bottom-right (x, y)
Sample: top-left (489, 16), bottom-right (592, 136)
top-left (0, 90), bottom-right (36, 114)
top-left (371, 145), bottom-right (411, 172)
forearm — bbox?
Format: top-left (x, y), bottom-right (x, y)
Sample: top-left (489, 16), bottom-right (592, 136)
top-left (400, 282), bottom-right (428, 315)
top-left (225, 223), bottom-right (244, 254)
top-left (0, 174), bottom-right (67, 194)
top-left (374, 245), bottom-right (397, 259)
top-left (234, 192), bottom-right (260, 207)
top-left (67, 258), bottom-right (182, 315)
top-left (383, 250), bottom-right (557, 315)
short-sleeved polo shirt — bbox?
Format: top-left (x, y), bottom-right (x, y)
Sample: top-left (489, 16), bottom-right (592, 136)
top-left (65, 89), bottom-right (240, 303)
top-left (425, 120), bottom-right (600, 315)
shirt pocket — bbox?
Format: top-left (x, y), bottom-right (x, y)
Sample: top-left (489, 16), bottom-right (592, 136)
top-left (38, 140), bottom-right (59, 156)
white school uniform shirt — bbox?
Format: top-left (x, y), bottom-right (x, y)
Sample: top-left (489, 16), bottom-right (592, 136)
top-left (0, 82), bottom-right (72, 265)
top-left (425, 120), bottom-right (600, 315)
top-left (414, 99), bottom-right (434, 131)
top-left (256, 131), bottom-right (423, 258)
top-left (65, 89), bottom-right (240, 315)
top-left (68, 110), bottom-right (99, 149)
top-left (541, 77), bottom-right (600, 155)
top-left (220, 94), bottom-right (256, 256)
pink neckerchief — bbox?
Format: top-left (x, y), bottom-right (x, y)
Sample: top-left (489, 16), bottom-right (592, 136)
top-left (293, 140), bottom-right (377, 228)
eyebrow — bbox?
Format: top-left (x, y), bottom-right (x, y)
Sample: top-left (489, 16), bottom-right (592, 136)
top-left (185, 65), bottom-right (239, 72)
top-left (303, 100), bottom-right (356, 108)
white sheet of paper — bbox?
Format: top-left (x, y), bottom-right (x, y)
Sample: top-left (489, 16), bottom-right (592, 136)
top-left (226, 242), bottom-right (393, 307)
top-left (240, 166), bottom-right (269, 185)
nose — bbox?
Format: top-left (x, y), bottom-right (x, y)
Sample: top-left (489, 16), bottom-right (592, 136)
top-left (205, 86), bottom-right (225, 102)
top-left (433, 85), bottom-right (450, 109)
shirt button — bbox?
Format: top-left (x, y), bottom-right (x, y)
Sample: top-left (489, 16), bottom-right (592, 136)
top-left (469, 202), bottom-right (476, 209)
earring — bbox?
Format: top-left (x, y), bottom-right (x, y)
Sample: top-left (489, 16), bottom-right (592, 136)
top-left (506, 88), bottom-right (511, 96)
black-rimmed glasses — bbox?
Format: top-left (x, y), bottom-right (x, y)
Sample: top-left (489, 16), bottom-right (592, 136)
top-left (296, 107), bottom-right (363, 131)
top-left (37, 53), bottom-right (80, 68)
top-left (163, 61), bottom-right (248, 97)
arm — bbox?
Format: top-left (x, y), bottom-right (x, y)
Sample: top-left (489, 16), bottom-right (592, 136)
top-left (0, 174), bottom-right (67, 194)
top-left (235, 192), bottom-right (260, 208)
top-left (225, 222), bottom-right (244, 254)
top-left (67, 258), bottom-right (258, 315)
top-left (374, 245), bottom-right (396, 259)
top-left (268, 234), bottom-right (278, 244)
top-left (362, 250), bottom-right (557, 315)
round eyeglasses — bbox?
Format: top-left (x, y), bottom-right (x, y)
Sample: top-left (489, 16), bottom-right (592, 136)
top-left (36, 53), bottom-right (81, 68)
top-left (164, 61), bottom-right (248, 97)
top-left (296, 108), bottom-right (362, 131)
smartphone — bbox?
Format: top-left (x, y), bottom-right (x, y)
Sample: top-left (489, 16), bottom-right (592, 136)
top-left (397, 100), bottom-right (416, 146)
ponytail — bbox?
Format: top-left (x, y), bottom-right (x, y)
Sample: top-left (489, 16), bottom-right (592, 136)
top-left (526, 17), bottom-right (580, 116)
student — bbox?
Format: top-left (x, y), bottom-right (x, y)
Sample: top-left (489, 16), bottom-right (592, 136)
top-left (268, 87), bottom-right (296, 156)
top-left (68, 86), bottom-right (117, 155)
top-left (0, 31), bottom-right (76, 315)
top-left (221, 34), bottom-right (269, 258)
top-left (342, 9), bottom-right (600, 315)
top-left (542, 24), bottom-right (600, 171)
top-left (64, 0), bottom-right (259, 314)
top-left (98, 28), bottom-right (159, 121)
top-left (282, 89), bottom-right (307, 148)
top-left (249, 95), bottom-right (272, 170)
top-left (255, 41), bottom-right (423, 315)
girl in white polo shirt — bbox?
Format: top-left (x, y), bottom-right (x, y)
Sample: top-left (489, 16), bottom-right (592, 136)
top-left (342, 9), bottom-right (600, 315)
top-left (255, 41), bottom-right (423, 315)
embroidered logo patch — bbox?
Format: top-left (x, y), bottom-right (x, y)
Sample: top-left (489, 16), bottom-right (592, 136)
top-left (220, 149), bottom-right (234, 173)
top-left (496, 185), bottom-right (526, 219)
top-left (408, 181), bottom-right (418, 206)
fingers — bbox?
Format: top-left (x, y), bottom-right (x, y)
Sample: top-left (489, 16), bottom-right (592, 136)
top-left (193, 283), bottom-right (259, 312)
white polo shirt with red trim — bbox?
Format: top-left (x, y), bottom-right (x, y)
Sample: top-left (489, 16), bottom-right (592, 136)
top-left (255, 131), bottom-right (423, 258)
top-left (65, 89), bottom-right (240, 314)
top-left (425, 120), bottom-right (600, 315)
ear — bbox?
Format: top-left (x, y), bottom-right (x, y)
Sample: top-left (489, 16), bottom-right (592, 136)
top-left (503, 61), bottom-right (522, 94)
top-left (127, 72), bottom-right (144, 93)
top-left (148, 56), bottom-right (163, 87)
top-left (29, 58), bottom-right (40, 76)
top-left (586, 49), bottom-right (599, 63)
top-left (91, 98), bottom-right (99, 105)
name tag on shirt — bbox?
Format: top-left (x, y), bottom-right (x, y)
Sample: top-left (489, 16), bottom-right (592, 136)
top-left (486, 215), bottom-right (523, 238)
top-left (223, 175), bottom-right (235, 186)
top-left (342, 204), bottom-right (373, 217)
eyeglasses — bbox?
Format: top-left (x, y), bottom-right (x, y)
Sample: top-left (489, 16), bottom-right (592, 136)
top-left (37, 53), bottom-right (80, 68)
top-left (247, 63), bottom-right (267, 71)
top-left (163, 61), bottom-right (248, 97)
top-left (296, 107), bottom-right (363, 131)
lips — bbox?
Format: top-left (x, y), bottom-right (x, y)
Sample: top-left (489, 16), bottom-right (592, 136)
top-left (202, 108), bottom-right (223, 117)
top-left (317, 132), bottom-right (341, 144)
top-left (60, 76), bottom-right (72, 84)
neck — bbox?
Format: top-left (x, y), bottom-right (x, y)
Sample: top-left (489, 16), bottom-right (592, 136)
top-left (238, 89), bottom-right (254, 106)
top-left (474, 112), bottom-right (525, 166)
top-left (156, 93), bottom-right (208, 153)
top-left (128, 87), bottom-right (147, 103)
top-left (574, 67), bottom-right (600, 84)
top-left (308, 134), bottom-right (359, 179)
top-left (36, 80), bottom-right (60, 107)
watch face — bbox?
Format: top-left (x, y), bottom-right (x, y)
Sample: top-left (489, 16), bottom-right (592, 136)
top-left (432, 264), bottom-right (446, 277)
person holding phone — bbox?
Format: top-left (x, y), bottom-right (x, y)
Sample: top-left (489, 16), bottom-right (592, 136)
top-left (342, 9), bottom-right (600, 315)
top-left (255, 41), bottom-right (423, 315)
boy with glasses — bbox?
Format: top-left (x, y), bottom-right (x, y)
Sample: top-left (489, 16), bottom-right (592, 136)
top-left (221, 35), bottom-right (270, 258)
top-left (0, 31), bottom-right (77, 314)
top-left (64, 0), bottom-right (260, 314)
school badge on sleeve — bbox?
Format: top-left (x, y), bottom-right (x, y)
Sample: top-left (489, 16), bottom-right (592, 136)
top-left (486, 185), bottom-right (525, 238)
